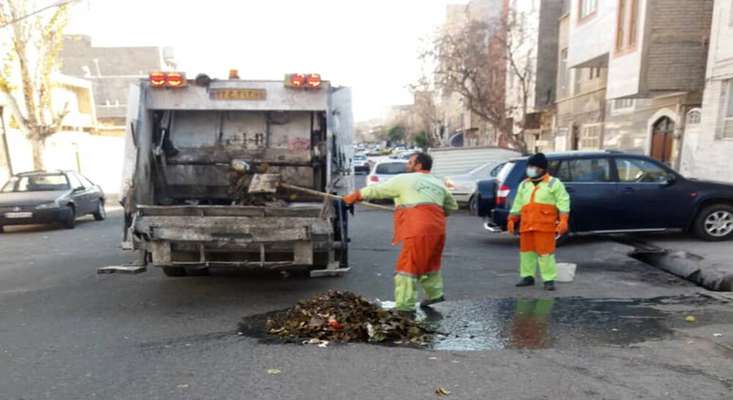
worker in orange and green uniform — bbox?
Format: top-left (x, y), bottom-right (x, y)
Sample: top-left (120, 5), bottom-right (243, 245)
top-left (343, 152), bottom-right (458, 314)
top-left (508, 153), bottom-right (571, 291)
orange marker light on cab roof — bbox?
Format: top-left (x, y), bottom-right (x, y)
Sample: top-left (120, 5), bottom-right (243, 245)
top-left (306, 73), bottom-right (322, 88)
top-left (149, 71), bottom-right (166, 87)
top-left (166, 72), bottom-right (187, 87)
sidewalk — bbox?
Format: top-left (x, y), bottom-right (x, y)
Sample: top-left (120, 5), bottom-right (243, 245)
top-left (631, 234), bottom-right (733, 291)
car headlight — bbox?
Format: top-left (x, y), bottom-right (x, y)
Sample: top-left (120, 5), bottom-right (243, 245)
top-left (35, 202), bottom-right (59, 209)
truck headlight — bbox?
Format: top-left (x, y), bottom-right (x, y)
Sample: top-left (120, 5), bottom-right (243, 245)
top-left (35, 202), bottom-right (59, 209)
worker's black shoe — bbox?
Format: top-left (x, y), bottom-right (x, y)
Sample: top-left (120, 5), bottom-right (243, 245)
top-left (420, 296), bottom-right (445, 308)
top-left (544, 281), bottom-right (556, 291)
top-left (515, 277), bottom-right (535, 287)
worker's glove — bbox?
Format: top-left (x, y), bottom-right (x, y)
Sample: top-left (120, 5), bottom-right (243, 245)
top-left (556, 214), bottom-right (570, 235)
top-left (342, 191), bottom-right (362, 205)
top-left (507, 215), bottom-right (520, 235)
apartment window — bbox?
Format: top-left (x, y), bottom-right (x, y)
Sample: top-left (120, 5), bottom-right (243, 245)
top-left (616, 0), bottom-right (638, 53)
top-left (724, 80), bottom-right (733, 138)
top-left (612, 98), bottom-right (635, 111)
top-left (587, 67), bottom-right (601, 80)
top-left (558, 48), bottom-right (569, 97)
top-left (579, 124), bottom-right (602, 149)
top-left (578, 0), bottom-right (598, 20)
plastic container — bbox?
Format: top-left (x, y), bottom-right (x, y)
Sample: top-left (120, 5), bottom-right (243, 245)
top-left (555, 263), bottom-right (577, 282)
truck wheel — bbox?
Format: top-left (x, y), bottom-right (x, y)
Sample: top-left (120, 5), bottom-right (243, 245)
top-left (162, 266), bottom-right (187, 277)
top-left (694, 204), bottom-right (733, 241)
top-left (93, 200), bottom-right (106, 221)
top-left (62, 205), bottom-right (76, 229)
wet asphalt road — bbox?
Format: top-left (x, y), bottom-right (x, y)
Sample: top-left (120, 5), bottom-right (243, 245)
top-left (1, 176), bottom-right (732, 399)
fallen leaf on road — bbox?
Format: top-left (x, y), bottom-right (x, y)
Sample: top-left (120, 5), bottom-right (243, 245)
top-left (267, 369), bottom-right (282, 375)
top-left (685, 315), bottom-right (696, 323)
top-left (435, 387), bottom-right (451, 396)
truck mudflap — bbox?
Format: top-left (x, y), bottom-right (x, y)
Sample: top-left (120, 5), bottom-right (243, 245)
top-left (129, 205), bottom-right (348, 275)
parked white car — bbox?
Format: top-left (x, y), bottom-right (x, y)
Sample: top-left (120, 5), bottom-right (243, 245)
top-left (444, 161), bottom-right (506, 208)
top-left (366, 159), bottom-right (408, 186)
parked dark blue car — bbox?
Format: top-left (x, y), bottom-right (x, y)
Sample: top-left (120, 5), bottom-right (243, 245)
top-left (475, 151), bottom-right (733, 241)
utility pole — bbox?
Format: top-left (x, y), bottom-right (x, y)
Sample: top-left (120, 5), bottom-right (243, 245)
top-left (0, 107), bottom-right (13, 177)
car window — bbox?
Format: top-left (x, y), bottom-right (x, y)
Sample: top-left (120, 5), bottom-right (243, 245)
top-left (489, 163), bottom-right (505, 178)
top-left (375, 163), bottom-right (407, 175)
top-left (565, 158), bottom-right (612, 182)
top-left (549, 161), bottom-right (573, 182)
top-left (1, 174), bottom-right (70, 192)
top-left (496, 162), bottom-right (515, 184)
top-left (67, 173), bottom-right (84, 189)
top-left (616, 158), bottom-right (671, 183)
top-left (79, 175), bottom-right (95, 188)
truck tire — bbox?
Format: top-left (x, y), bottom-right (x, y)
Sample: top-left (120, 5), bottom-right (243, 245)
top-left (162, 266), bottom-right (187, 277)
top-left (693, 204), bottom-right (733, 241)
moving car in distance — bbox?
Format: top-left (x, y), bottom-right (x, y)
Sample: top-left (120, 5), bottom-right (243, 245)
top-left (444, 161), bottom-right (506, 212)
top-left (353, 154), bottom-right (370, 174)
top-left (475, 151), bottom-right (733, 241)
top-left (0, 170), bottom-right (106, 232)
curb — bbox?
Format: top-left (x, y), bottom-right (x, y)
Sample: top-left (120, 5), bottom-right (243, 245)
top-left (622, 239), bottom-right (733, 292)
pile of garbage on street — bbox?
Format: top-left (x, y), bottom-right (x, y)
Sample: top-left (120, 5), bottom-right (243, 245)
top-left (265, 290), bottom-right (432, 345)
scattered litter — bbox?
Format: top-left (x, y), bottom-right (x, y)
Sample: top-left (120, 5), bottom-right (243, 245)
top-left (302, 338), bottom-right (330, 348)
top-left (266, 369), bottom-right (282, 375)
top-left (435, 387), bottom-right (451, 396)
top-left (611, 328), bottom-right (619, 332)
top-left (263, 290), bottom-right (432, 344)
top-left (176, 384), bottom-right (189, 389)
top-left (428, 356), bottom-right (438, 360)
top-left (713, 333), bottom-right (723, 337)
top-left (685, 315), bottom-right (696, 323)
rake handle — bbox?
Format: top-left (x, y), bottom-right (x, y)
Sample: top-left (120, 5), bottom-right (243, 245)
top-left (280, 183), bottom-right (394, 212)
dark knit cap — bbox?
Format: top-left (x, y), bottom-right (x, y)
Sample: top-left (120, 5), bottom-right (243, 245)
top-left (527, 153), bottom-right (548, 170)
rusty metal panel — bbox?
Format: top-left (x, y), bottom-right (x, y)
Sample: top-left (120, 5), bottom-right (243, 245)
top-left (293, 241), bottom-right (314, 265)
top-left (150, 241), bottom-right (171, 265)
top-left (146, 81), bottom-right (330, 111)
top-left (148, 226), bottom-right (309, 243)
top-left (135, 215), bottom-right (332, 238)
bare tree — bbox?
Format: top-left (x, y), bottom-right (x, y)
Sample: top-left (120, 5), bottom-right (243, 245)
top-left (408, 76), bottom-right (444, 148)
top-left (0, 0), bottom-right (71, 169)
top-left (426, 11), bottom-right (532, 154)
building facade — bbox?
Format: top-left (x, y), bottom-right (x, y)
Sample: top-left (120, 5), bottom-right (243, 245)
top-left (679, 0), bottom-right (733, 182)
top-left (59, 35), bottom-right (176, 136)
top-left (565, 0), bottom-right (714, 169)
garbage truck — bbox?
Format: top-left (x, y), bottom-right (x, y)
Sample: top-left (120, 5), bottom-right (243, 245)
top-left (106, 72), bottom-right (354, 277)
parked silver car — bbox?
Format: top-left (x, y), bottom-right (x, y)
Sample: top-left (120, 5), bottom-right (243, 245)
top-left (366, 160), bottom-right (408, 186)
top-left (444, 161), bottom-right (505, 209)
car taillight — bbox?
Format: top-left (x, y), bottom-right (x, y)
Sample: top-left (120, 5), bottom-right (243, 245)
top-left (369, 175), bottom-right (379, 183)
top-left (496, 184), bottom-right (511, 206)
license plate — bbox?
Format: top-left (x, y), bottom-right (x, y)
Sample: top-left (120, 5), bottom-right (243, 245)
top-left (209, 88), bottom-right (267, 101)
top-left (5, 212), bottom-right (32, 218)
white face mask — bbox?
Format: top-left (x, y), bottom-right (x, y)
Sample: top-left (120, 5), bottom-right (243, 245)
top-left (526, 167), bottom-right (540, 178)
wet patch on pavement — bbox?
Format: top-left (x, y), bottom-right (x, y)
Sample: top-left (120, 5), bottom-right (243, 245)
top-left (237, 295), bottom-right (733, 351)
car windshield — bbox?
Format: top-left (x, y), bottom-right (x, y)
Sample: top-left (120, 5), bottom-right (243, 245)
top-left (375, 163), bottom-right (407, 174)
top-left (1, 174), bottom-right (70, 193)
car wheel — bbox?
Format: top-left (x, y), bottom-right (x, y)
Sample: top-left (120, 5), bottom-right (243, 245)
top-left (469, 194), bottom-right (479, 216)
top-left (162, 266), bottom-right (187, 277)
top-left (93, 199), bottom-right (107, 221)
top-left (62, 205), bottom-right (76, 229)
top-left (694, 204), bottom-right (733, 241)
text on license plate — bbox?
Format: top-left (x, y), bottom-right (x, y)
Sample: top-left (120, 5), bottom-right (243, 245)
top-left (5, 212), bottom-right (32, 218)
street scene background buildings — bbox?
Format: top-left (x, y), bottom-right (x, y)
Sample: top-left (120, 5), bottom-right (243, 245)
top-left (2, 0), bottom-right (733, 193)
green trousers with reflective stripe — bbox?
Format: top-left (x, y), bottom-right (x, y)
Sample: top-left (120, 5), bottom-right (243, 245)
top-left (394, 272), bottom-right (444, 311)
top-left (520, 252), bottom-right (557, 282)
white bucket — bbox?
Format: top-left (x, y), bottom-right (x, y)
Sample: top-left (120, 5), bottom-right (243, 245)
top-left (555, 263), bottom-right (577, 282)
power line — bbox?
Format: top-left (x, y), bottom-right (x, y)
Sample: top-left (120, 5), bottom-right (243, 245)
top-left (0, 0), bottom-right (78, 29)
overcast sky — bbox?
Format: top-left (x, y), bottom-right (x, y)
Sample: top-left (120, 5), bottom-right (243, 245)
top-left (66, 0), bottom-right (466, 122)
